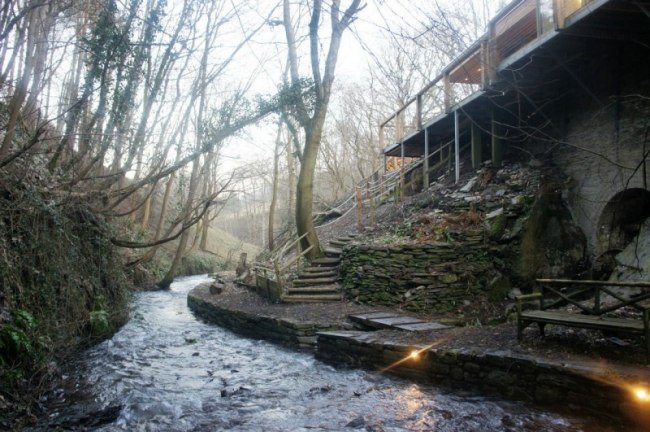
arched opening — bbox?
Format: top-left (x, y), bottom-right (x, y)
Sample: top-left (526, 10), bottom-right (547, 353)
top-left (596, 188), bottom-right (650, 256)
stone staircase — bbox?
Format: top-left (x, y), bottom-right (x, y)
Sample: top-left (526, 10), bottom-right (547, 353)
top-left (282, 234), bottom-right (356, 303)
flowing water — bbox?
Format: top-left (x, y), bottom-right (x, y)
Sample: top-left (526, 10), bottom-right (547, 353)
top-left (37, 275), bottom-right (624, 431)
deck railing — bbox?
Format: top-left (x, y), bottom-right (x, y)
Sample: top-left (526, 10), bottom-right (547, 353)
top-left (379, 0), bottom-right (596, 151)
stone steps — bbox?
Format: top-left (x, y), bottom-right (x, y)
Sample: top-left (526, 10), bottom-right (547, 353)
top-left (281, 293), bottom-right (343, 303)
top-left (282, 236), bottom-right (355, 303)
top-left (286, 285), bottom-right (340, 295)
top-left (293, 276), bottom-right (338, 286)
top-left (299, 268), bottom-right (338, 278)
top-left (323, 247), bottom-right (343, 257)
top-left (311, 257), bottom-right (341, 267)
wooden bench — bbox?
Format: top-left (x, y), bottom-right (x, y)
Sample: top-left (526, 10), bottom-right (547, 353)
top-left (516, 279), bottom-right (650, 363)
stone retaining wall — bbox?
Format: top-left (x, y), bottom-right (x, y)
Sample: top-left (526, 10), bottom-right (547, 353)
top-left (187, 291), bottom-right (343, 350)
top-left (339, 241), bottom-right (497, 313)
top-left (316, 331), bottom-right (644, 424)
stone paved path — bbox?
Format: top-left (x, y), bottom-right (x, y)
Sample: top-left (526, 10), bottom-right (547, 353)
top-left (348, 311), bottom-right (450, 332)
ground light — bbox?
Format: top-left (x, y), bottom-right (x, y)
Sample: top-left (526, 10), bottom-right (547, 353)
top-left (632, 386), bottom-right (650, 403)
top-left (379, 341), bottom-right (447, 374)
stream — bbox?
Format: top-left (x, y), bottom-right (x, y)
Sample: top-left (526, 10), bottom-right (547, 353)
top-left (36, 275), bottom-right (624, 431)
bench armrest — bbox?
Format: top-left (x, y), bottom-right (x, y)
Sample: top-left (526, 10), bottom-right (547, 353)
top-left (515, 292), bottom-right (542, 316)
top-left (515, 293), bottom-right (542, 302)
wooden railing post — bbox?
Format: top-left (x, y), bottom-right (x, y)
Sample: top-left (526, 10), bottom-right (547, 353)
top-left (443, 73), bottom-right (451, 113)
top-left (423, 127), bottom-right (429, 188)
top-left (454, 110), bottom-right (460, 184)
top-left (487, 21), bottom-right (499, 84)
top-left (273, 259), bottom-right (283, 300)
top-left (355, 186), bottom-right (363, 232)
top-left (396, 110), bottom-right (404, 143)
top-left (416, 94), bottom-right (423, 131)
top-left (480, 39), bottom-right (489, 89)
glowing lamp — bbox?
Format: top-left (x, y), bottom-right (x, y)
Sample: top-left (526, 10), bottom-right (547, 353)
top-left (410, 350), bottom-right (420, 361)
top-left (634, 387), bottom-right (650, 403)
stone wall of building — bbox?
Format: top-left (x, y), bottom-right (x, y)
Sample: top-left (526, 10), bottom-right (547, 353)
top-left (552, 47), bottom-right (650, 254)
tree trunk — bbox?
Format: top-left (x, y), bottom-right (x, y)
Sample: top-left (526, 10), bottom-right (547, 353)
top-left (283, 0), bottom-right (362, 259)
top-left (268, 120), bottom-right (283, 251)
top-left (159, 158), bottom-right (201, 289)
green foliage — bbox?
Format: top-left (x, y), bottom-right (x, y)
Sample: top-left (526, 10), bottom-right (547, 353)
top-left (488, 212), bottom-right (507, 240)
top-left (0, 310), bottom-right (47, 384)
top-left (89, 310), bottom-right (110, 337)
top-left (89, 296), bottom-right (111, 337)
top-left (275, 77), bottom-right (317, 121)
top-left (0, 182), bottom-right (130, 373)
top-left (179, 252), bottom-right (222, 276)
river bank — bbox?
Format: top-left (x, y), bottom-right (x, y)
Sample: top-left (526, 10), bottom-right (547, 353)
top-left (22, 274), bottom-right (619, 432)
top-left (188, 281), bottom-right (650, 430)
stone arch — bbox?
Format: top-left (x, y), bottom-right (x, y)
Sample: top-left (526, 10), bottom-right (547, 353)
top-left (596, 188), bottom-right (650, 256)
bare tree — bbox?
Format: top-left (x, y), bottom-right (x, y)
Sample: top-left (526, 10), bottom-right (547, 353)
top-left (282, 0), bottom-right (363, 259)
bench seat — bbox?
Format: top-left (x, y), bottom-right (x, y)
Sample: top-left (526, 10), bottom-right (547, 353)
top-left (520, 310), bottom-right (645, 333)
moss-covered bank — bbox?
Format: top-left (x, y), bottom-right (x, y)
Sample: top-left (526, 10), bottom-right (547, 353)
top-left (0, 181), bottom-right (130, 425)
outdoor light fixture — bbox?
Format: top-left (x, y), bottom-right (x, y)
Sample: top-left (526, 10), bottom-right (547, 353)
top-left (633, 386), bottom-right (650, 403)
top-left (410, 350), bottom-right (420, 361)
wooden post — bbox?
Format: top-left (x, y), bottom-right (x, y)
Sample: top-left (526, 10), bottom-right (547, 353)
top-left (471, 122), bottom-right (482, 170)
top-left (491, 109), bottom-right (503, 168)
top-left (487, 21), bottom-right (499, 84)
top-left (273, 260), bottom-right (283, 300)
top-left (400, 139), bottom-right (405, 200)
top-left (416, 94), bottom-right (423, 131)
top-left (480, 39), bottom-right (488, 89)
top-left (536, 0), bottom-right (543, 37)
top-left (236, 252), bottom-right (248, 277)
top-left (396, 111), bottom-right (404, 143)
top-left (454, 110), bottom-right (460, 184)
top-left (355, 187), bottom-right (363, 232)
top-left (443, 73), bottom-right (451, 113)
top-left (423, 127), bottom-right (430, 188)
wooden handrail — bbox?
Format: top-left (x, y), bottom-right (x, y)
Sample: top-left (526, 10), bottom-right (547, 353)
top-left (379, 37), bottom-right (486, 129)
top-left (536, 279), bottom-right (650, 288)
top-left (280, 245), bottom-right (314, 272)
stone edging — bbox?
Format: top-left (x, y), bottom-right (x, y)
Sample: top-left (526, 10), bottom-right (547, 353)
top-left (187, 290), bottom-right (344, 350)
top-left (316, 331), bottom-right (647, 425)
top-left (187, 289), bottom-right (648, 426)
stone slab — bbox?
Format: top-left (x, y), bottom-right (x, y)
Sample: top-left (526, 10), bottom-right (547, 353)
top-left (393, 322), bottom-right (451, 331)
top-left (371, 316), bottom-right (425, 327)
top-left (349, 312), bottom-right (399, 321)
